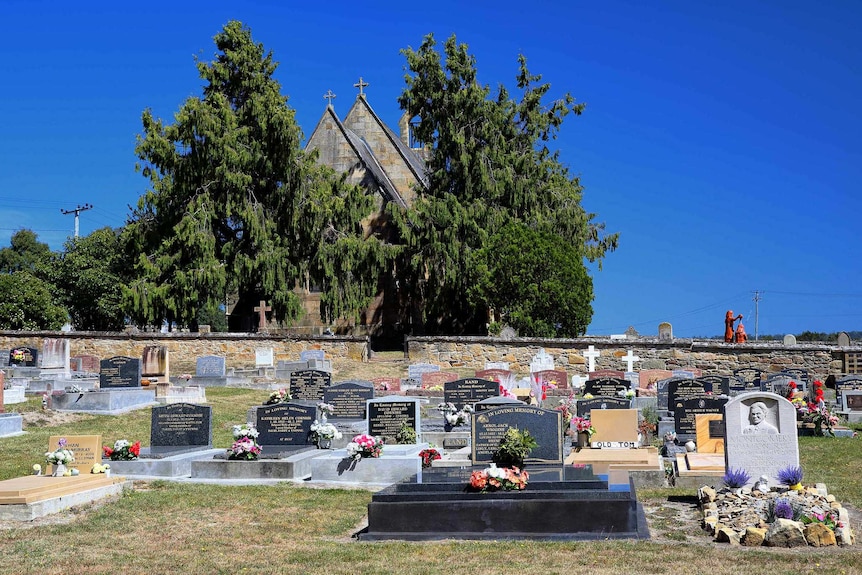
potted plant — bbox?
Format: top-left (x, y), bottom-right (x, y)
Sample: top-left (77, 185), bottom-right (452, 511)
top-left (571, 416), bottom-right (595, 448)
top-left (492, 427), bottom-right (537, 468)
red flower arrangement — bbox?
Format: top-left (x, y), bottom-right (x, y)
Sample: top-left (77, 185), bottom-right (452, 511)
top-left (468, 464), bottom-right (529, 492)
top-left (419, 448), bottom-right (441, 468)
top-left (103, 439), bottom-right (141, 461)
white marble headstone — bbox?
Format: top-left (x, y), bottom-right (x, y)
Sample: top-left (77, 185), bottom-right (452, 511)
top-left (529, 348), bottom-right (554, 373)
top-left (723, 392), bottom-right (799, 486)
top-left (783, 334), bottom-right (797, 346)
top-left (255, 348), bottom-right (274, 367)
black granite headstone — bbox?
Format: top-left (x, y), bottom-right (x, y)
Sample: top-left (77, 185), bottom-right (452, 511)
top-left (255, 402), bottom-right (316, 447)
top-left (289, 369), bottom-right (331, 401)
top-left (323, 381), bottom-right (374, 420)
top-left (9, 347), bottom-right (38, 367)
top-left (576, 396), bottom-right (631, 418)
top-left (150, 403), bottom-right (213, 454)
top-left (582, 377), bottom-right (629, 398)
top-left (471, 405), bottom-right (563, 465)
top-left (444, 378), bottom-right (499, 410)
top-left (694, 376), bottom-right (731, 397)
top-left (674, 396), bottom-right (728, 438)
top-left (836, 376), bottom-right (862, 403)
top-left (667, 379), bottom-right (710, 413)
top-left (99, 356), bottom-right (142, 388)
top-left (367, 399), bottom-right (418, 443)
top-left (474, 396), bottom-right (524, 412)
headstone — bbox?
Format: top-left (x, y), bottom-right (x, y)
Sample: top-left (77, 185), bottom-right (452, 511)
top-left (621, 350), bottom-right (641, 372)
top-left (289, 369), bottom-right (332, 401)
top-left (323, 380), bottom-right (374, 420)
top-left (255, 347), bottom-right (274, 367)
top-left (141, 345), bottom-right (169, 382)
top-left (780, 368), bottom-right (810, 384)
top-left (72, 354), bottom-right (100, 374)
top-left (421, 371), bottom-right (458, 388)
top-left (195, 355), bottom-right (226, 377)
top-left (529, 348), bottom-right (555, 373)
top-left (475, 369), bottom-right (513, 385)
top-left (0, 350), bottom-right (8, 368)
top-left (625, 372), bottom-right (639, 388)
top-left (694, 375), bottom-right (731, 397)
top-left (732, 368), bottom-right (762, 392)
top-left (624, 326), bottom-right (639, 338)
top-left (695, 414), bottom-right (725, 453)
top-left (589, 409), bottom-right (639, 448)
top-left (762, 373), bottom-right (805, 395)
top-left (484, 361), bottom-right (510, 370)
top-left (583, 345), bottom-right (601, 372)
top-left (639, 369), bottom-right (673, 391)
top-left (723, 392), bottom-right (799, 486)
top-left (9, 347), bottom-right (37, 367)
top-left (474, 395), bottom-right (524, 412)
top-left (656, 377), bottom-right (680, 411)
top-left (408, 363), bottom-right (439, 379)
top-left (532, 369), bottom-right (568, 391)
top-left (255, 402), bottom-right (317, 449)
top-left (842, 391), bottom-right (862, 411)
top-left (48, 435), bottom-right (101, 474)
top-left (471, 405), bottom-right (563, 464)
top-left (41, 338), bottom-right (70, 374)
top-left (371, 377), bottom-right (401, 392)
top-left (443, 378), bottom-right (499, 410)
top-left (837, 332), bottom-right (851, 347)
top-left (668, 379), bottom-right (710, 413)
top-left (589, 369), bottom-right (625, 379)
top-left (300, 349), bottom-right (326, 362)
top-left (576, 396), bottom-right (631, 418)
top-left (658, 322), bottom-right (673, 341)
top-left (582, 377), bottom-right (629, 397)
top-left (674, 396), bottom-right (729, 440)
top-left (783, 334), bottom-right (797, 346)
top-left (99, 356), bottom-right (142, 388)
top-left (671, 369), bottom-right (697, 379)
top-left (367, 396), bottom-right (421, 444)
top-left (836, 376), bottom-right (862, 409)
top-left (150, 403), bottom-right (213, 454)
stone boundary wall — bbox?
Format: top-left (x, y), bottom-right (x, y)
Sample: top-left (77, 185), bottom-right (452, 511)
top-left (406, 336), bottom-right (859, 380)
top-left (0, 331), bottom-right (370, 374)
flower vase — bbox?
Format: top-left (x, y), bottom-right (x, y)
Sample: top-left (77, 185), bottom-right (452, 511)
top-left (320, 413), bottom-right (328, 424)
top-left (318, 438), bottom-right (332, 450)
top-left (52, 464), bottom-right (66, 477)
top-left (577, 432), bottom-right (590, 448)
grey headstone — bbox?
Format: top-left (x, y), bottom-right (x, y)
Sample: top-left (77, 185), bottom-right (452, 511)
top-left (196, 356), bottom-right (226, 377)
top-left (367, 396), bottom-right (421, 444)
top-left (838, 332), bottom-right (851, 347)
top-left (41, 338), bottom-right (70, 370)
top-left (99, 356), bottom-right (142, 388)
top-left (255, 348), bottom-right (274, 367)
top-left (723, 392), bottom-right (799, 486)
top-left (150, 403), bottom-right (213, 454)
top-left (323, 380), bottom-right (374, 420)
top-left (300, 349), bottom-right (326, 362)
top-left (408, 363), bottom-right (439, 379)
top-left (783, 334), bottom-right (797, 346)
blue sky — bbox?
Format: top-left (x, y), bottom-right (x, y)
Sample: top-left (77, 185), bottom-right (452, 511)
top-left (1, 1), bottom-right (859, 337)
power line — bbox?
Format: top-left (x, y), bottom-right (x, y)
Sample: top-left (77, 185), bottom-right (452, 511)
top-left (753, 290), bottom-right (762, 341)
top-left (60, 204), bottom-right (93, 238)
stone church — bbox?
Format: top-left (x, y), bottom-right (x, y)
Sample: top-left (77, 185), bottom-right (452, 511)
top-left (230, 79), bottom-right (427, 340)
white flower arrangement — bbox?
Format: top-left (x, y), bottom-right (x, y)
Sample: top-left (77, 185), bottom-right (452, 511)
top-left (45, 448), bottom-right (75, 465)
top-left (317, 402), bottom-right (335, 417)
top-left (437, 402), bottom-right (474, 426)
top-left (232, 424), bottom-right (259, 441)
top-left (310, 420), bottom-right (342, 441)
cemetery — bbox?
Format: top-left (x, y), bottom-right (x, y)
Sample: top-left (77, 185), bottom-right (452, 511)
top-left (0, 336), bottom-right (858, 565)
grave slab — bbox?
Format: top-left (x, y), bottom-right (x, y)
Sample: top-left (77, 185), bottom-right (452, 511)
top-left (0, 475), bottom-right (130, 521)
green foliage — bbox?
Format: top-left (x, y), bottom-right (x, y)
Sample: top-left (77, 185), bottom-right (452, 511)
top-left (0, 229), bottom-right (52, 273)
top-left (195, 302), bottom-right (228, 332)
top-left (470, 222), bottom-right (593, 337)
top-left (492, 427), bottom-right (538, 467)
top-left (394, 421), bottom-right (417, 444)
top-left (0, 271), bottom-right (67, 330)
top-left (45, 227), bottom-right (130, 331)
top-left (390, 34), bottom-right (617, 334)
top-left (124, 21), bottom-right (386, 329)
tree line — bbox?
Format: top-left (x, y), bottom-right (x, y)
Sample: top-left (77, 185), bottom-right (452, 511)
top-left (0, 22), bottom-right (616, 337)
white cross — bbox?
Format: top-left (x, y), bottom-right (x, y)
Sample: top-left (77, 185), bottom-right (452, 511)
top-left (623, 349), bottom-right (641, 372)
top-left (583, 345), bottom-right (600, 372)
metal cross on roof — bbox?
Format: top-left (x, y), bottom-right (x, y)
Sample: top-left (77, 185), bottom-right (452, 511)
top-left (323, 89), bottom-right (336, 106)
top-left (354, 76), bottom-right (369, 96)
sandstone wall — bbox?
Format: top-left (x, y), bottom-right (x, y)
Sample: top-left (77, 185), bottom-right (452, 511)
top-left (0, 331), bottom-right (369, 374)
top-left (405, 336), bottom-right (856, 380)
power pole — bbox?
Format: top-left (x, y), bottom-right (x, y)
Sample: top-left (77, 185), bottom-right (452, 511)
top-left (752, 290), bottom-right (762, 341)
top-left (60, 204), bottom-right (93, 238)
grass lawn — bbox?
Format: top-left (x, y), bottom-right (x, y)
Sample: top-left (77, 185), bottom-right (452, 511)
top-left (1, 389), bottom-right (861, 575)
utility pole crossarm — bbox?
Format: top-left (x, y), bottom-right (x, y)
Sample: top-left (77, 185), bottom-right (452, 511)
top-left (60, 203), bottom-right (93, 238)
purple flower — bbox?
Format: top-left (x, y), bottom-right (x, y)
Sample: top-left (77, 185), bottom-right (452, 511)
top-left (774, 498), bottom-right (794, 520)
top-left (723, 467), bottom-right (751, 489)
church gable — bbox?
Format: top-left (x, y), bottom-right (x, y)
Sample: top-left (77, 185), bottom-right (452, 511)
top-left (342, 93), bottom-right (425, 205)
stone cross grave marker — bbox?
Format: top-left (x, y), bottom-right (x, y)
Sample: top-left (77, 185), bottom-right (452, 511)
top-left (99, 356), bottom-right (142, 389)
top-left (723, 392), bottom-right (799, 486)
top-left (150, 403), bottom-right (213, 454)
top-left (471, 404), bottom-right (562, 464)
top-left (529, 348), bottom-right (555, 373)
top-left (583, 345), bottom-right (600, 373)
top-left (367, 396), bottom-right (421, 445)
top-left (323, 380), bottom-right (374, 420)
top-left (621, 350), bottom-right (641, 372)
top-left (254, 300), bottom-right (271, 330)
